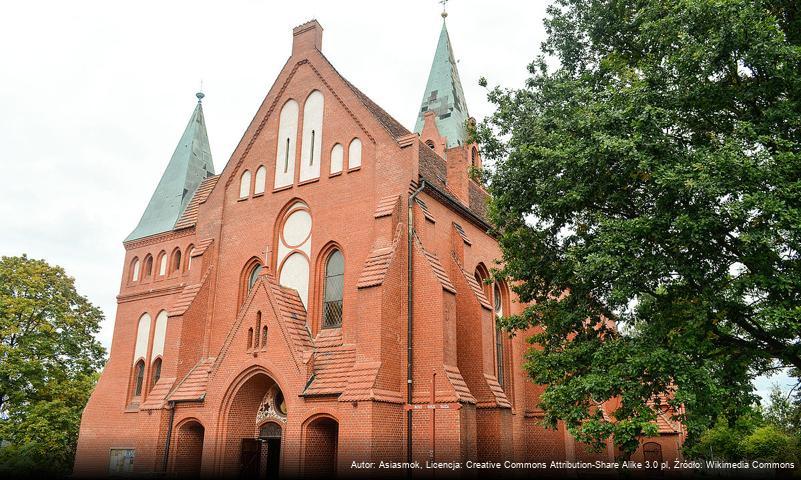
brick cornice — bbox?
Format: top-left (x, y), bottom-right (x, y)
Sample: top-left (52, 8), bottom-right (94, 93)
top-left (123, 228), bottom-right (195, 250)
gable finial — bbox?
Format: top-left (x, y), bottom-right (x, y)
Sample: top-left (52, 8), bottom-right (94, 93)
top-left (440, 0), bottom-right (448, 19)
top-left (196, 80), bottom-right (205, 103)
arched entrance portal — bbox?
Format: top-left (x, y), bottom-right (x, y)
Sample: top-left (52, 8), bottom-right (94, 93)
top-left (172, 420), bottom-right (204, 477)
top-left (222, 371), bottom-right (287, 478)
top-left (303, 416), bottom-right (339, 477)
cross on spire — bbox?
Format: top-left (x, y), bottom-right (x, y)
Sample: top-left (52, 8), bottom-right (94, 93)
top-left (440, 0), bottom-right (448, 18)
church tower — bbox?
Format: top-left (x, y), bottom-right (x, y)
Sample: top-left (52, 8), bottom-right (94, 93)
top-left (126, 93), bottom-right (215, 241)
top-left (415, 10), bottom-right (482, 205)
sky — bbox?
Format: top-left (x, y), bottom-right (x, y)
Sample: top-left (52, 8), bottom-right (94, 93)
top-left (0, 0), bottom-right (792, 400)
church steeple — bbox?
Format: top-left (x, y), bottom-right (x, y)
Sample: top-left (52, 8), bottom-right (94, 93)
top-left (126, 93), bottom-right (215, 242)
top-left (413, 14), bottom-right (469, 148)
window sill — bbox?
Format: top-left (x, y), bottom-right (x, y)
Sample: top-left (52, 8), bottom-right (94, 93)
top-left (328, 171), bottom-right (342, 178)
top-left (272, 184), bottom-right (293, 194)
top-left (298, 177), bottom-right (320, 187)
top-left (347, 166), bottom-right (361, 173)
top-left (237, 197), bottom-right (248, 202)
top-left (253, 192), bottom-right (265, 198)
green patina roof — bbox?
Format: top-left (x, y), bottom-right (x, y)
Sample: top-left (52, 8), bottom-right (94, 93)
top-left (126, 94), bottom-right (214, 242)
top-left (413, 19), bottom-right (470, 148)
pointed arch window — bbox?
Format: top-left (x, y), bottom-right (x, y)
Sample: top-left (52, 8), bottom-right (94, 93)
top-left (151, 358), bottom-right (162, 386)
top-left (172, 249), bottom-right (182, 273)
top-left (322, 249), bottom-right (344, 328)
top-left (248, 264), bottom-right (262, 291)
top-left (186, 246), bottom-right (194, 271)
top-left (131, 258), bottom-right (141, 282)
top-left (158, 252), bottom-right (168, 276)
top-left (494, 282), bottom-right (505, 388)
top-left (144, 255), bottom-right (153, 278)
top-left (133, 360), bottom-right (145, 397)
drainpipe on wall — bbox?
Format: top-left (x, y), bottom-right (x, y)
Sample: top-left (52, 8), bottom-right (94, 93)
top-left (407, 180), bottom-right (426, 467)
top-left (162, 397), bottom-right (203, 473)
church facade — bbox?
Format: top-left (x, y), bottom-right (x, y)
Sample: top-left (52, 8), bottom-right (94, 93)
top-left (73, 19), bottom-right (684, 478)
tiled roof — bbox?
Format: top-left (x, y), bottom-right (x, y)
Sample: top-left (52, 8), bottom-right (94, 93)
top-left (192, 238), bottom-right (214, 256)
top-left (468, 182), bottom-right (490, 221)
top-left (139, 377), bottom-right (175, 410)
top-left (266, 277), bottom-right (314, 353)
top-left (302, 345), bottom-right (356, 396)
top-left (483, 373), bottom-right (512, 408)
top-left (456, 259), bottom-right (491, 309)
top-left (415, 237), bottom-right (456, 294)
top-left (444, 365), bottom-right (476, 404)
top-left (341, 78), bottom-right (411, 140)
top-left (169, 283), bottom-right (202, 318)
top-left (338, 361), bottom-right (404, 403)
top-left (417, 142), bottom-right (491, 225)
top-left (419, 142), bottom-right (448, 189)
top-left (317, 52), bottom-right (411, 142)
top-left (416, 198), bottom-right (436, 223)
top-left (174, 175), bottom-right (220, 229)
top-left (374, 195), bottom-right (400, 218)
top-left (357, 225), bottom-right (402, 289)
top-left (167, 357), bottom-right (215, 402)
top-left (452, 222), bottom-right (471, 245)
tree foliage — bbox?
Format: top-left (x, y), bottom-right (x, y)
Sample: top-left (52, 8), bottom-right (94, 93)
top-left (0, 255), bottom-right (106, 475)
top-left (477, 0), bottom-right (801, 455)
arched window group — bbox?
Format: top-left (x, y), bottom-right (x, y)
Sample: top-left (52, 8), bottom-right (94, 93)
top-left (130, 310), bottom-right (168, 403)
top-left (128, 245), bottom-right (193, 285)
top-left (475, 265), bottom-right (509, 390)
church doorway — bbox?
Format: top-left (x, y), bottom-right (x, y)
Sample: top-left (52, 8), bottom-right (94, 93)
top-left (222, 370), bottom-right (287, 478)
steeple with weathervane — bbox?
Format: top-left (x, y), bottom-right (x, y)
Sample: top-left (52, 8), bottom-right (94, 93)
top-left (413, 0), bottom-right (470, 148)
top-left (126, 92), bottom-right (215, 242)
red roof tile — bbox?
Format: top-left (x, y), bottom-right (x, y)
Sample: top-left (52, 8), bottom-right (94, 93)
top-left (483, 373), bottom-right (512, 408)
top-left (167, 358), bottom-right (215, 402)
top-left (174, 175), bottom-right (220, 230)
top-left (139, 377), bottom-right (175, 410)
top-left (415, 237), bottom-right (456, 294)
top-left (374, 195), bottom-right (400, 218)
top-left (357, 225), bottom-right (402, 289)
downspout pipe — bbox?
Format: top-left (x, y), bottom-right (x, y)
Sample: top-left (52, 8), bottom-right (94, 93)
top-left (162, 397), bottom-right (203, 472)
top-left (407, 180), bottom-right (426, 467)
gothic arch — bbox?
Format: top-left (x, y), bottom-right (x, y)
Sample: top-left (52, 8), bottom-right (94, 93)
top-left (238, 256), bottom-right (264, 308)
top-left (301, 413), bottom-right (339, 477)
top-left (310, 241), bottom-right (344, 334)
top-left (171, 418), bottom-right (205, 477)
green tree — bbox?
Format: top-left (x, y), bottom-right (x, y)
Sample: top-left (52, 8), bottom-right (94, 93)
top-left (477, 0), bottom-right (801, 455)
top-left (0, 255), bottom-right (106, 476)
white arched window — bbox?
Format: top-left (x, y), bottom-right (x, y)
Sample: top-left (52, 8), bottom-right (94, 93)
top-left (186, 247), bottom-right (194, 271)
top-left (348, 138), bottom-right (362, 169)
top-left (274, 99), bottom-right (299, 188)
top-left (300, 91), bottom-right (324, 182)
top-left (133, 313), bottom-right (151, 366)
top-left (239, 170), bottom-right (251, 199)
top-left (158, 252), bottom-right (168, 276)
top-left (151, 310), bottom-right (168, 361)
top-left (254, 166), bottom-right (267, 195)
top-left (330, 143), bottom-right (343, 174)
top-left (131, 258), bottom-right (140, 282)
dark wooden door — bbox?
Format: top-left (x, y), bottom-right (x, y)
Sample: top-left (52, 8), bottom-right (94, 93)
top-left (240, 438), bottom-right (261, 478)
top-left (265, 438), bottom-right (281, 478)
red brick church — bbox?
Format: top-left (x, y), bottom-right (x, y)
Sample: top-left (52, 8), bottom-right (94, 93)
top-left (74, 17), bottom-right (684, 478)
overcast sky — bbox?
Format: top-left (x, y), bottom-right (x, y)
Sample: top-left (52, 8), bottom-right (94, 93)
top-left (0, 0), bottom-right (791, 399)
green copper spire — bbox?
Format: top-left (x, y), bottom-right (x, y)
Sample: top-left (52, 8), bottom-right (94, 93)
top-left (413, 16), bottom-right (469, 148)
top-left (126, 93), bottom-right (214, 242)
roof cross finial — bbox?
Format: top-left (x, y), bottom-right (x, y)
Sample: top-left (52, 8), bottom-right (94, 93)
top-left (440, 0), bottom-right (448, 19)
